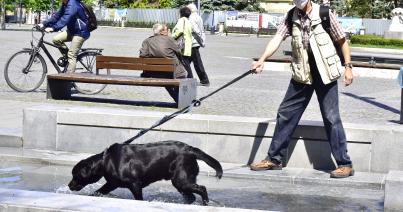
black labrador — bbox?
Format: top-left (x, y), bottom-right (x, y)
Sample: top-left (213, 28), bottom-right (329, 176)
top-left (68, 140), bottom-right (223, 205)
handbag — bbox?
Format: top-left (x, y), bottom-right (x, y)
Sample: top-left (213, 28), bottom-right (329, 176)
top-left (192, 31), bottom-right (205, 47)
top-left (175, 19), bottom-right (186, 51)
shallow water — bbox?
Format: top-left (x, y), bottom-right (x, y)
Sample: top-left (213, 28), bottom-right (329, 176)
top-left (0, 161), bottom-right (384, 211)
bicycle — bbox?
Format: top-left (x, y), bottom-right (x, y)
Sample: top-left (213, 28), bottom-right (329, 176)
top-left (4, 25), bottom-right (110, 94)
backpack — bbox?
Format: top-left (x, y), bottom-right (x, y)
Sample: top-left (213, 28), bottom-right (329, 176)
top-left (286, 5), bottom-right (344, 64)
top-left (81, 3), bottom-right (97, 32)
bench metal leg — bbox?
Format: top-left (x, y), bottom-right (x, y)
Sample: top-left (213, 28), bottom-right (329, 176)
top-left (177, 79), bottom-right (197, 109)
top-left (47, 78), bottom-right (72, 100)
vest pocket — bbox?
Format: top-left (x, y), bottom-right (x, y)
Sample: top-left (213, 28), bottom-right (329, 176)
top-left (326, 56), bottom-right (342, 78)
top-left (291, 62), bottom-right (310, 83)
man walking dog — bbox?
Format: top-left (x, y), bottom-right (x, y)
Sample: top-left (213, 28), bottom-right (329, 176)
top-left (250, 0), bottom-right (354, 178)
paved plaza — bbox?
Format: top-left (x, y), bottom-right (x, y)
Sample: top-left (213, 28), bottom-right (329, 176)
top-left (0, 25), bottom-right (402, 129)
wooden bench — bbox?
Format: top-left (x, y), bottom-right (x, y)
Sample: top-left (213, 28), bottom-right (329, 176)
top-left (46, 56), bottom-right (197, 109)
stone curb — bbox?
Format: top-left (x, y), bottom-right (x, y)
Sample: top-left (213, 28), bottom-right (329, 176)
top-left (0, 188), bottom-right (266, 212)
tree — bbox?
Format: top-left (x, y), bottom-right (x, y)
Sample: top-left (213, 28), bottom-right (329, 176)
top-left (347, 0), bottom-right (396, 18)
top-left (330, 0), bottom-right (347, 16)
top-left (172, 0), bottom-right (263, 12)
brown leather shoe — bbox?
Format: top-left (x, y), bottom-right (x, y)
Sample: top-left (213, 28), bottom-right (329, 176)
top-left (250, 160), bottom-right (282, 171)
top-left (330, 166), bottom-right (355, 178)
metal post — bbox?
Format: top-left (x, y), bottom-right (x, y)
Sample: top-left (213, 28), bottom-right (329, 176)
top-left (401, 66), bottom-right (403, 124)
top-left (197, 0), bottom-right (200, 15)
top-left (401, 86), bottom-right (403, 124)
top-left (19, 0), bottom-right (22, 26)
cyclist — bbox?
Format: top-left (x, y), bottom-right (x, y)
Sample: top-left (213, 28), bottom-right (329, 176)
top-left (38, 0), bottom-right (90, 73)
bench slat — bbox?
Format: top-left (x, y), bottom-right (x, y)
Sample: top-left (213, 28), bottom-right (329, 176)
top-left (96, 56), bottom-right (175, 65)
top-left (48, 73), bottom-right (181, 86)
top-left (96, 62), bottom-right (175, 72)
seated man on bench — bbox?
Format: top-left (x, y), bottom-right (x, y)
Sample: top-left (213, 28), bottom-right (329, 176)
top-left (139, 23), bottom-right (188, 102)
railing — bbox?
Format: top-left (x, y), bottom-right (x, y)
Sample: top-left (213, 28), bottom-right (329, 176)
top-left (282, 50), bottom-right (403, 70)
top-left (224, 26), bottom-right (277, 37)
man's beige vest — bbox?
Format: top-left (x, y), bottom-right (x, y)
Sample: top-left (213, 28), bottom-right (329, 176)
top-left (290, 3), bottom-right (344, 85)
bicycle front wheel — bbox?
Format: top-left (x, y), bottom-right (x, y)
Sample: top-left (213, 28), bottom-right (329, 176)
top-left (4, 49), bottom-right (47, 92)
top-left (73, 51), bottom-right (110, 95)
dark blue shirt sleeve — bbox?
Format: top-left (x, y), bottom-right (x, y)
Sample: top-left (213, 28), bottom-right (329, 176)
top-left (43, 8), bottom-right (63, 27)
top-left (51, 1), bottom-right (78, 31)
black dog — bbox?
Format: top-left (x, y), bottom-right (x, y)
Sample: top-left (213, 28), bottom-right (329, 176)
top-left (68, 140), bottom-right (223, 205)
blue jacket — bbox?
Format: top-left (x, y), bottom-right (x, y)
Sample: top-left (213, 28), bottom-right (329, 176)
top-left (43, 0), bottom-right (90, 39)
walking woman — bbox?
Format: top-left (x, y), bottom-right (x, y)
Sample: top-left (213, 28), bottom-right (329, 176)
top-left (172, 7), bottom-right (193, 78)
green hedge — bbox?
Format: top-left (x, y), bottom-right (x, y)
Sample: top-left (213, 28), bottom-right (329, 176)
top-left (351, 34), bottom-right (403, 47)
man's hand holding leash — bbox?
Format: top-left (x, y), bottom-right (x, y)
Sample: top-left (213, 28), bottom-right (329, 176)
top-left (252, 60), bottom-right (265, 74)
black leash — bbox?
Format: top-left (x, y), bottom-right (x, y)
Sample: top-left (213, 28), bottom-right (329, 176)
top-left (123, 69), bottom-right (254, 144)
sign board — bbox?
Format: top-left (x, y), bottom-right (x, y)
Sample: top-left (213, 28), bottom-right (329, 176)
top-left (226, 11), bottom-right (259, 28)
top-left (337, 17), bottom-right (362, 34)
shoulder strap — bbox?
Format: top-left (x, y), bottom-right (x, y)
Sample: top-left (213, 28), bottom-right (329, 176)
top-left (319, 5), bottom-right (331, 35)
top-left (286, 7), bottom-right (296, 33)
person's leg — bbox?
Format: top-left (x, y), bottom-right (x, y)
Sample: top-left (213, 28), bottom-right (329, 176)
top-left (165, 86), bottom-right (179, 103)
top-left (268, 80), bottom-right (314, 164)
top-left (315, 81), bottom-right (352, 168)
top-left (251, 79), bottom-right (314, 170)
top-left (182, 56), bottom-right (193, 78)
top-left (52, 31), bottom-right (71, 56)
top-left (191, 47), bottom-right (209, 85)
top-left (66, 36), bottom-right (86, 73)
top-left (309, 54), bottom-right (353, 178)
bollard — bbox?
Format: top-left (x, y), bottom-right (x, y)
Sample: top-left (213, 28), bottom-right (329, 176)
top-left (400, 66), bottom-right (403, 124)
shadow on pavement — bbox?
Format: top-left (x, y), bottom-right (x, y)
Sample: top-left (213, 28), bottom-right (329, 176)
top-left (342, 92), bottom-right (400, 114)
top-left (70, 96), bottom-right (177, 108)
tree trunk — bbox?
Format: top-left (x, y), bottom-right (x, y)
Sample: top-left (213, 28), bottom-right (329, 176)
top-left (1, 0), bottom-right (5, 30)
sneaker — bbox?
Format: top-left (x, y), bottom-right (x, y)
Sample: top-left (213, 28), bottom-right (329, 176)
top-left (250, 160), bottom-right (282, 171)
top-left (330, 166), bottom-right (354, 178)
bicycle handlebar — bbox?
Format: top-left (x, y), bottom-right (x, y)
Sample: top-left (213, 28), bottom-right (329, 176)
top-left (33, 25), bottom-right (45, 34)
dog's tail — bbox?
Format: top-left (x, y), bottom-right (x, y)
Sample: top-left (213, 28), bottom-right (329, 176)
top-left (189, 147), bottom-right (223, 179)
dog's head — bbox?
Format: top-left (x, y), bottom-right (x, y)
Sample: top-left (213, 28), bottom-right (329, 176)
top-left (68, 153), bottom-right (104, 191)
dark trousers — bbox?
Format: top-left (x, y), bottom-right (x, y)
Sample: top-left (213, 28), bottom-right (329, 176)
top-left (183, 47), bottom-right (209, 84)
top-left (182, 56), bottom-right (193, 78)
top-left (266, 54), bottom-right (352, 167)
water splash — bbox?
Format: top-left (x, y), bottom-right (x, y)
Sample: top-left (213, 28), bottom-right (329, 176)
top-left (0, 176), bottom-right (21, 183)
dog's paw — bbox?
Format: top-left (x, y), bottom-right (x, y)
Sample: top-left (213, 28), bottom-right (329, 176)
top-left (202, 199), bottom-right (209, 206)
top-left (90, 191), bottom-right (103, 197)
top-left (183, 193), bottom-right (196, 204)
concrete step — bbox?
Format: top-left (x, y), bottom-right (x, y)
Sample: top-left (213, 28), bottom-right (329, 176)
top-left (0, 128), bottom-right (22, 148)
top-left (0, 146), bottom-right (387, 190)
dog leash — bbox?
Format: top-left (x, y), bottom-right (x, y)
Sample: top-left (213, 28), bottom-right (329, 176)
top-left (123, 69), bottom-right (254, 144)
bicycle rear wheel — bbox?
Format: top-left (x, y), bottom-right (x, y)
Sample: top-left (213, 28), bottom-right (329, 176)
top-left (73, 51), bottom-right (110, 95)
top-left (4, 49), bottom-right (47, 92)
